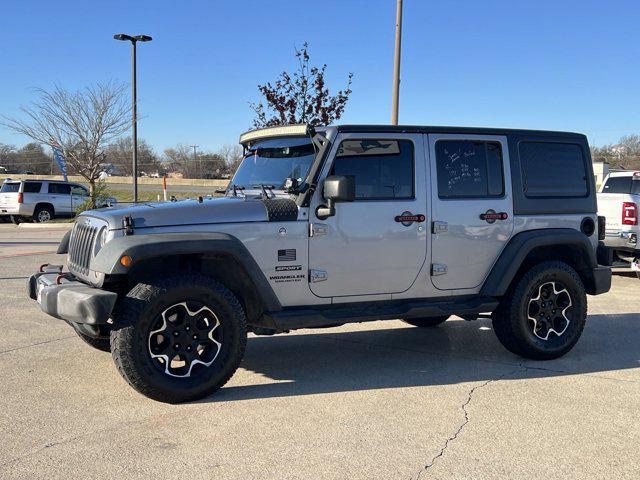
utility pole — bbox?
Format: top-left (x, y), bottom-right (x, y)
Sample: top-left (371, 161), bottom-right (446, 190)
top-left (391, 0), bottom-right (403, 125)
top-left (190, 145), bottom-right (199, 179)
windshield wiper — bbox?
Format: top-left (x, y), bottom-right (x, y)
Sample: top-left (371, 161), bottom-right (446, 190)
top-left (222, 184), bottom-right (245, 197)
top-left (253, 184), bottom-right (276, 199)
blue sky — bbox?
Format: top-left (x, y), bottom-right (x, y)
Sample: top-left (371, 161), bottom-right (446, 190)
top-left (1, 0), bottom-right (637, 152)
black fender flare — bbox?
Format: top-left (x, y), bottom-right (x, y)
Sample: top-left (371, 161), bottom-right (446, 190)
top-left (480, 228), bottom-right (598, 297)
top-left (92, 232), bottom-right (281, 312)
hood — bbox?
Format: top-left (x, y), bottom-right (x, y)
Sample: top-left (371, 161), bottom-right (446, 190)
top-left (83, 195), bottom-right (294, 230)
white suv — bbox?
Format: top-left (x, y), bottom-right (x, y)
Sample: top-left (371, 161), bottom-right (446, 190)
top-left (0, 179), bottom-right (90, 223)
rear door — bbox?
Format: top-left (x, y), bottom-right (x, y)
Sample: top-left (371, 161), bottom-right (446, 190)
top-left (428, 134), bottom-right (514, 290)
top-left (47, 182), bottom-right (72, 214)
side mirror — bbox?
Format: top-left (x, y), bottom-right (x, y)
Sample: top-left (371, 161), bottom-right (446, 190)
top-left (316, 175), bottom-right (355, 219)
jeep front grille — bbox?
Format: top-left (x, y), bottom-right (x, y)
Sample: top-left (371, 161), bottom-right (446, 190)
top-left (68, 222), bottom-right (98, 275)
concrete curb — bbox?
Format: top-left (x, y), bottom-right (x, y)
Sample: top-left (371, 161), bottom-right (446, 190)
top-left (17, 222), bottom-right (74, 229)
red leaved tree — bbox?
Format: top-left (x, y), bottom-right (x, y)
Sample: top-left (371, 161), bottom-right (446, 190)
top-left (249, 43), bottom-right (353, 128)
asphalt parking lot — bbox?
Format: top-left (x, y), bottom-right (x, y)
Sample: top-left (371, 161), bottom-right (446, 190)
top-left (0, 223), bottom-right (638, 479)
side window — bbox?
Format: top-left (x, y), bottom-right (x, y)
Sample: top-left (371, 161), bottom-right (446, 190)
top-left (519, 142), bottom-right (588, 197)
top-left (435, 140), bottom-right (504, 198)
top-left (71, 185), bottom-right (89, 196)
top-left (331, 139), bottom-right (414, 200)
top-left (48, 183), bottom-right (71, 195)
top-left (602, 176), bottom-right (632, 194)
top-left (23, 182), bottom-right (42, 193)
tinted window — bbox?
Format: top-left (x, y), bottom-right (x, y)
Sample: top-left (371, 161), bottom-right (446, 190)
top-left (23, 182), bottom-right (42, 193)
top-left (71, 185), bottom-right (88, 195)
top-left (633, 179), bottom-right (640, 195)
top-left (331, 139), bottom-right (414, 199)
top-left (602, 176), bottom-right (632, 194)
top-left (519, 142), bottom-right (588, 197)
top-left (48, 183), bottom-right (71, 194)
top-left (435, 140), bottom-right (504, 198)
top-left (0, 182), bottom-right (20, 193)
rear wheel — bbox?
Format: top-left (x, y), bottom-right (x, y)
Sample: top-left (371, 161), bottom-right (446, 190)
top-left (10, 215), bottom-right (23, 225)
top-left (33, 205), bottom-right (54, 223)
top-left (402, 315), bottom-right (450, 328)
top-left (110, 274), bottom-right (247, 403)
top-left (492, 261), bottom-right (587, 360)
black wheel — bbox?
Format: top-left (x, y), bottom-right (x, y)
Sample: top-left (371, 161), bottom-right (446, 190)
top-left (403, 315), bottom-right (450, 328)
top-left (10, 215), bottom-right (22, 225)
top-left (33, 205), bottom-right (54, 223)
top-left (75, 330), bottom-right (111, 352)
top-left (492, 261), bottom-right (587, 360)
top-left (110, 274), bottom-right (247, 403)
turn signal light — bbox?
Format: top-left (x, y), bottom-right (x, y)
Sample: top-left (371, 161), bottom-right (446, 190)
top-left (622, 202), bottom-right (638, 226)
top-left (120, 255), bottom-right (133, 267)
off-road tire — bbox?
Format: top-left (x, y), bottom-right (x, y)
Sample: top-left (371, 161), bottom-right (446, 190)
top-left (492, 261), bottom-right (587, 360)
top-left (75, 330), bottom-right (111, 352)
top-left (33, 205), bottom-right (54, 223)
top-left (110, 274), bottom-right (247, 403)
top-left (402, 315), bottom-right (450, 328)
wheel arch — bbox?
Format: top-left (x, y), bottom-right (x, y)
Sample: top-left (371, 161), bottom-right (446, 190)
top-left (481, 228), bottom-right (598, 297)
top-left (94, 232), bottom-right (281, 323)
top-left (34, 202), bottom-right (55, 215)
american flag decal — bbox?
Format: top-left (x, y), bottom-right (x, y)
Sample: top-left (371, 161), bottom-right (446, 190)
top-left (278, 249), bottom-right (296, 262)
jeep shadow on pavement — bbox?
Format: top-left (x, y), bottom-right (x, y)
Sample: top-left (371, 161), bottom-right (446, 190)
top-left (27, 124), bottom-right (612, 403)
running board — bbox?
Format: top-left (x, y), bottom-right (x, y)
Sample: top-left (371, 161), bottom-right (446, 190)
top-left (265, 296), bottom-right (499, 332)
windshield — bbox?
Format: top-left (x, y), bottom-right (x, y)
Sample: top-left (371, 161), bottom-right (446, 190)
top-left (231, 137), bottom-right (315, 190)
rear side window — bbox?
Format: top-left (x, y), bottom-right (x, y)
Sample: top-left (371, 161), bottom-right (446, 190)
top-left (48, 183), bottom-right (71, 194)
top-left (331, 139), bottom-right (414, 199)
top-left (435, 140), bottom-right (504, 198)
top-left (0, 183), bottom-right (20, 193)
top-left (23, 182), bottom-right (42, 193)
top-left (519, 142), bottom-right (588, 198)
top-left (602, 176), bottom-right (632, 194)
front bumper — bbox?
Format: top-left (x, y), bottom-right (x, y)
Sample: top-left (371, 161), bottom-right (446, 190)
top-left (27, 266), bottom-right (117, 325)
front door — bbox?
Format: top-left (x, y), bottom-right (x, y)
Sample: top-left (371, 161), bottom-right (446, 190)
top-left (428, 134), bottom-right (514, 290)
top-left (308, 134), bottom-right (428, 298)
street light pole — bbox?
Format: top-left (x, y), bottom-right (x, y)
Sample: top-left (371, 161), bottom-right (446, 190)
top-left (114, 33), bottom-right (152, 203)
top-left (391, 0), bottom-right (403, 125)
top-left (131, 40), bottom-right (138, 201)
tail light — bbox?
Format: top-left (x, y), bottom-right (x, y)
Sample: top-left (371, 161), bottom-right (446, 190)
top-left (17, 192), bottom-right (23, 204)
top-left (622, 202), bottom-right (638, 226)
top-left (597, 216), bottom-right (606, 240)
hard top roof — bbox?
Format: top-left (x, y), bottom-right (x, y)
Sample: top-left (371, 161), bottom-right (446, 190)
top-left (239, 123), bottom-right (586, 145)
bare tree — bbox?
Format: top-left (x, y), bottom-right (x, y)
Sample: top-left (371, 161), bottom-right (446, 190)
top-left (105, 137), bottom-right (161, 176)
top-left (249, 42), bottom-right (353, 128)
top-left (2, 82), bottom-right (130, 205)
top-left (219, 144), bottom-right (244, 174)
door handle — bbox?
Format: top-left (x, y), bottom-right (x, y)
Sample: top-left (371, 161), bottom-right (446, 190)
top-left (479, 210), bottom-right (508, 223)
top-left (394, 212), bottom-right (425, 226)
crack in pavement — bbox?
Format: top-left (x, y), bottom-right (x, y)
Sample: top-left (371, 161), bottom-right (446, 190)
top-left (412, 363), bottom-right (525, 480)
top-left (0, 335), bottom-right (76, 355)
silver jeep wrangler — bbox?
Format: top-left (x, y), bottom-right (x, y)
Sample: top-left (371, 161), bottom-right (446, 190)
top-left (28, 124), bottom-right (612, 403)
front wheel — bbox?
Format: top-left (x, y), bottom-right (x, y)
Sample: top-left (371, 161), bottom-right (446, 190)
top-left (110, 274), bottom-right (247, 403)
top-left (492, 261), bottom-right (587, 360)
